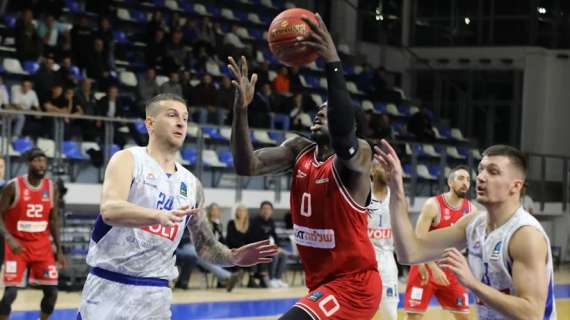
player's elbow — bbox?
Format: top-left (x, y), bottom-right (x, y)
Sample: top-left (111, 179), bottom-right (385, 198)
top-left (100, 202), bottom-right (116, 225)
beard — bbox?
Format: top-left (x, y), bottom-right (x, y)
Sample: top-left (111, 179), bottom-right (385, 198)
top-left (453, 189), bottom-right (468, 198)
top-left (310, 130), bottom-right (329, 145)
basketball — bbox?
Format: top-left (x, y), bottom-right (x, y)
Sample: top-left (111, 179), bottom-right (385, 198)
top-left (267, 8), bottom-right (319, 67)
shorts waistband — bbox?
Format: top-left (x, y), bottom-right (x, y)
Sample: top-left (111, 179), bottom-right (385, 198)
top-left (90, 267), bottom-right (169, 287)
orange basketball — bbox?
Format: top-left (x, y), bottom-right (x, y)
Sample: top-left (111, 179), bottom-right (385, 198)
top-left (267, 8), bottom-right (319, 67)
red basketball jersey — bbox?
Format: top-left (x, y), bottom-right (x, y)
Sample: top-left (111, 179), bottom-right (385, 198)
top-left (290, 145), bottom-right (377, 290)
top-left (4, 175), bottom-right (53, 241)
top-left (430, 194), bottom-right (472, 231)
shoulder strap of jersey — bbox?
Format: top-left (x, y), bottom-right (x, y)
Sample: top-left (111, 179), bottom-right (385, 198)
top-left (294, 143), bottom-right (316, 166)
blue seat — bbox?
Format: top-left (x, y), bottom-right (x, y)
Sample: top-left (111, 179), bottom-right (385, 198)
top-left (458, 147), bottom-right (469, 159)
top-left (23, 60), bottom-right (39, 74)
top-left (181, 147), bottom-right (197, 165)
top-left (207, 5), bottom-right (221, 17)
top-left (153, 0), bottom-right (165, 7)
top-left (218, 150), bottom-right (233, 168)
top-left (202, 127), bottom-right (225, 141)
top-left (403, 164), bottom-right (413, 177)
top-left (110, 144), bottom-right (121, 157)
top-left (12, 137), bottom-right (33, 154)
top-left (235, 11), bottom-right (248, 22)
top-left (135, 121), bottom-right (147, 135)
top-left (429, 164), bottom-right (442, 177)
top-left (131, 10), bottom-right (147, 23)
top-left (375, 102), bottom-right (386, 113)
top-left (439, 127), bottom-right (452, 139)
top-left (305, 75), bottom-right (319, 89)
top-left (62, 141), bottom-right (88, 160)
top-left (180, 0), bottom-right (194, 13)
top-left (65, 0), bottom-right (81, 13)
top-left (3, 15), bottom-right (16, 28)
top-left (268, 131), bottom-right (285, 144)
top-left (70, 65), bottom-right (81, 80)
top-left (249, 29), bottom-right (263, 41)
top-left (398, 105), bottom-right (411, 116)
top-left (113, 31), bottom-right (129, 44)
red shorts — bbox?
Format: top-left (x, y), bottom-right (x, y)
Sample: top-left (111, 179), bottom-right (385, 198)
top-left (294, 269), bottom-right (381, 320)
top-left (3, 238), bottom-right (58, 286)
top-left (404, 265), bottom-right (469, 313)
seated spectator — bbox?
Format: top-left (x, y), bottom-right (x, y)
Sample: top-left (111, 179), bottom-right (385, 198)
top-left (247, 84), bottom-right (273, 128)
top-left (215, 76), bottom-right (233, 124)
top-left (145, 29), bottom-right (167, 70)
top-left (57, 55), bottom-right (78, 88)
top-left (33, 55), bottom-right (61, 105)
top-left (249, 201), bottom-right (289, 288)
top-left (368, 112), bottom-right (394, 140)
top-left (9, 79), bottom-right (40, 138)
top-left (164, 29), bottom-right (189, 73)
top-left (272, 66), bottom-right (290, 95)
top-left (254, 61), bottom-right (270, 88)
top-left (37, 14), bottom-right (67, 58)
top-left (160, 72), bottom-right (183, 97)
top-left (137, 67), bottom-right (161, 116)
top-left (192, 74), bottom-right (217, 123)
top-left (86, 38), bottom-right (113, 86)
top-left (70, 15), bottom-right (93, 70)
top-left (43, 83), bottom-right (68, 114)
top-left (407, 106), bottom-right (436, 142)
top-left (226, 204), bottom-right (257, 288)
top-left (95, 85), bottom-right (131, 147)
top-left (207, 203), bottom-right (225, 244)
top-left (15, 8), bottom-right (41, 62)
top-left (145, 10), bottom-right (168, 43)
top-left (94, 17), bottom-right (115, 69)
top-left (76, 79), bottom-right (96, 116)
top-left (0, 76), bottom-right (9, 109)
top-left (62, 87), bottom-right (84, 139)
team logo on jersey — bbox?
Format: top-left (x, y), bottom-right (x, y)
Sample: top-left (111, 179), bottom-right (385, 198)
top-left (308, 291), bottom-right (323, 302)
top-left (294, 225), bottom-right (335, 249)
top-left (23, 189), bottom-right (30, 201)
top-left (42, 190), bottom-right (49, 200)
top-left (386, 287), bottom-right (394, 297)
top-left (315, 178), bottom-right (329, 184)
top-left (443, 208), bottom-right (451, 220)
top-left (490, 241), bottom-right (502, 260)
top-left (180, 182), bottom-right (187, 198)
top-left (296, 171), bottom-right (307, 179)
top-left (146, 172), bottom-right (156, 180)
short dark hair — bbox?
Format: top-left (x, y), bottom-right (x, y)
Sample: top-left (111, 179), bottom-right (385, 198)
top-left (260, 200), bottom-right (273, 209)
top-left (449, 165), bottom-right (471, 180)
top-left (26, 147), bottom-right (47, 162)
top-left (482, 145), bottom-right (527, 177)
top-left (145, 94), bottom-right (187, 117)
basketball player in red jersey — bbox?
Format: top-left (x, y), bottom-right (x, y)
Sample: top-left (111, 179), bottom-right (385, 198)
top-left (404, 165), bottom-right (476, 319)
top-left (0, 148), bottom-right (64, 320)
top-left (229, 13), bottom-right (380, 320)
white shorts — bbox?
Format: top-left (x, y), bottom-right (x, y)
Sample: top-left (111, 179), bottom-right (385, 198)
top-left (377, 252), bottom-right (399, 320)
top-left (78, 272), bottom-right (172, 320)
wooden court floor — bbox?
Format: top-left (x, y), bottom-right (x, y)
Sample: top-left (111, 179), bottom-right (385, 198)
top-left (4, 264), bottom-right (570, 319)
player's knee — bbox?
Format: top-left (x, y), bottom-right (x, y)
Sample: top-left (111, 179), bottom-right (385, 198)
top-left (40, 286), bottom-right (58, 315)
top-left (0, 287), bottom-right (18, 315)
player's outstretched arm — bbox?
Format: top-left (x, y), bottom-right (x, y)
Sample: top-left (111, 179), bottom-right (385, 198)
top-left (228, 55), bottom-right (312, 176)
top-left (375, 140), bottom-right (473, 264)
top-left (0, 182), bottom-right (23, 253)
top-left (100, 150), bottom-right (194, 227)
top-left (441, 226), bottom-right (549, 320)
top-left (188, 181), bottom-right (278, 266)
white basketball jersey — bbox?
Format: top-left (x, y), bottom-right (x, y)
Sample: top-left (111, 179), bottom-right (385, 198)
top-left (367, 189), bottom-right (394, 255)
top-left (466, 207), bottom-right (556, 320)
top-left (86, 147), bottom-right (199, 280)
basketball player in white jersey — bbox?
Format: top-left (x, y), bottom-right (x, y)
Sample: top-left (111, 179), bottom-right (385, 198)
top-left (77, 94), bottom-right (278, 320)
top-left (375, 141), bottom-right (556, 319)
top-left (367, 160), bottom-right (398, 320)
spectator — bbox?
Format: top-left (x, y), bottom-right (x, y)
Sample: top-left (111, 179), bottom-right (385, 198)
top-left (0, 76), bottom-right (9, 108)
top-left (76, 79), bottom-right (96, 116)
top-left (62, 87), bottom-right (84, 139)
top-left (95, 85), bottom-right (129, 147)
top-left (254, 61), bottom-right (270, 88)
top-left (43, 83), bottom-right (68, 114)
top-left (70, 15), bottom-right (92, 70)
top-left (407, 106), bottom-right (436, 142)
top-left (207, 203), bottom-right (225, 244)
top-left (57, 55), bottom-right (78, 88)
top-left (136, 67), bottom-right (160, 116)
top-left (10, 79), bottom-right (40, 138)
top-left (93, 17), bottom-right (115, 69)
top-left (289, 93), bottom-right (312, 131)
top-left (15, 8), bottom-right (41, 62)
top-left (145, 10), bottom-right (168, 43)
top-left (193, 17), bottom-right (217, 57)
top-left (289, 66), bottom-right (303, 93)
top-left (37, 14), bottom-right (66, 58)
top-left (226, 204), bottom-right (257, 288)
top-left (357, 63), bottom-right (374, 95)
top-left (164, 29), bottom-right (188, 73)
top-left (249, 201), bottom-right (289, 288)
top-left (33, 55), bottom-right (61, 105)
top-left (145, 29), bottom-right (167, 70)
top-left (193, 74), bottom-right (217, 108)
top-left (368, 112), bottom-right (394, 140)
top-left (272, 66), bottom-right (290, 95)
top-left (215, 75), bottom-right (234, 124)
top-left (159, 72), bottom-right (183, 97)
top-left (86, 38), bottom-right (113, 86)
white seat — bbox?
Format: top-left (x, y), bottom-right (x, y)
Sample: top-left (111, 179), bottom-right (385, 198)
top-left (253, 129), bottom-right (276, 145)
top-left (190, 79), bottom-right (200, 87)
top-left (299, 75), bottom-right (308, 87)
top-left (94, 92), bottom-right (105, 100)
top-left (409, 106), bottom-right (420, 115)
top-left (261, 0), bottom-right (274, 8)
top-left (472, 149), bottom-right (482, 160)
top-left (307, 61), bottom-right (319, 70)
top-left (1, 138), bottom-right (19, 156)
top-left (268, 70), bottom-right (277, 82)
top-left (221, 8), bottom-right (235, 20)
top-left (187, 123), bottom-right (199, 138)
top-left (155, 75), bottom-right (169, 87)
top-left (451, 128), bottom-right (468, 141)
top-left (444, 166), bottom-right (452, 177)
top-left (353, 65), bottom-right (363, 75)
top-left (446, 146), bottom-right (465, 159)
top-left (417, 164), bottom-right (436, 180)
top-left (338, 43), bottom-right (350, 55)
top-left (165, 0), bottom-right (179, 11)
top-left (3, 58), bottom-right (26, 75)
top-left (219, 127), bottom-right (232, 141)
top-left (319, 78), bottom-right (328, 89)
top-left (205, 60), bottom-right (222, 76)
top-left (81, 141), bottom-right (100, 155)
top-left (422, 144), bottom-right (439, 157)
top-left (386, 103), bottom-right (401, 116)
top-left (256, 50), bottom-right (265, 63)
top-left (361, 100), bottom-right (374, 112)
top-left (202, 149), bottom-right (226, 167)
top-left (405, 144), bottom-right (412, 156)
top-left (116, 8), bottom-right (132, 21)
top-left (37, 138), bottom-right (55, 158)
top-left (236, 27), bottom-right (251, 39)
top-left (193, 4), bottom-right (209, 16)
top-left (248, 13), bottom-right (261, 24)
top-left (346, 81), bottom-right (359, 94)
top-left (119, 71), bottom-right (137, 87)
top-left (432, 126), bottom-right (444, 139)
top-left (311, 94), bottom-right (323, 106)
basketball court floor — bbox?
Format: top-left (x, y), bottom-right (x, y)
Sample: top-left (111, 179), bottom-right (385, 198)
top-left (4, 265), bottom-right (570, 319)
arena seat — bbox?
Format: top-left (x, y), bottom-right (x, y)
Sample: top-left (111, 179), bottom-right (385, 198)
top-left (218, 149), bottom-right (234, 168)
top-left (181, 147), bottom-right (198, 166)
top-left (202, 149), bottom-right (226, 167)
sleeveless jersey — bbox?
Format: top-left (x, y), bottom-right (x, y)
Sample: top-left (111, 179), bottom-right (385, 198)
top-left (367, 188), bottom-right (394, 256)
top-left (86, 147), bottom-right (199, 280)
top-left (290, 145), bottom-right (377, 290)
top-left (466, 207), bottom-right (556, 320)
top-left (431, 194), bottom-right (471, 231)
top-left (4, 175), bottom-right (53, 241)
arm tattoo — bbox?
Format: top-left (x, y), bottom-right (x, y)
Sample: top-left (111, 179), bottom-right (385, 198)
top-left (187, 182), bottom-right (234, 266)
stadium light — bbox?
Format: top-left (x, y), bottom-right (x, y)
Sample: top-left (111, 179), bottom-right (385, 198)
top-left (537, 7), bottom-right (547, 14)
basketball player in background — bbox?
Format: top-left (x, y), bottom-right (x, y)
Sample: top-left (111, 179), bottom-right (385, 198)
top-left (229, 13), bottom-right (380, 320)
top-left (404, 165), bottom-right (475, 319)
top-left (367, 160), bottom-right (398, 320)
top-left (376, 141), bottom-right (556, 319)
top-left (0, 148), bottom-right (64, 320)
top-left (78, 94), bottom-right (278, 319)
